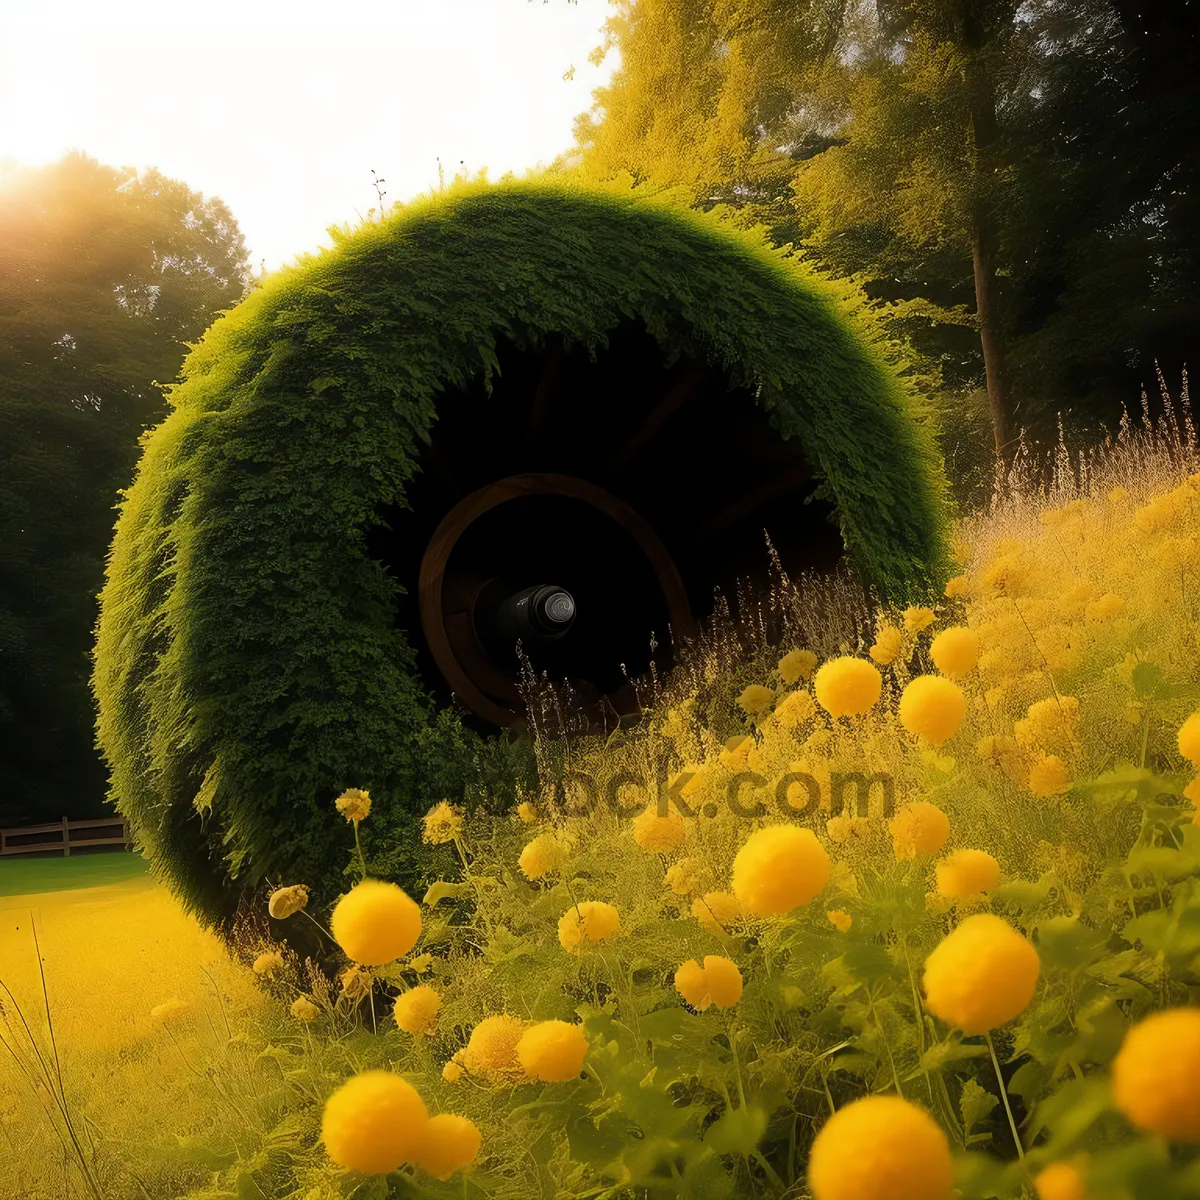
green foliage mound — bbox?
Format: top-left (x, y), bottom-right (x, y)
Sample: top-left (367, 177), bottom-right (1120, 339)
top-left (94, 178), bottom-right (949, 929)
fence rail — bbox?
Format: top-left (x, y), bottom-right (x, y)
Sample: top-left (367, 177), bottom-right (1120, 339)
top-left (0, 816), bottom-right (130, 857)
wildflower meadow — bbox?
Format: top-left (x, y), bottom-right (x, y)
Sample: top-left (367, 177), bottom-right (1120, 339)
top-left (2, 401), bottom-right (1199, 1200)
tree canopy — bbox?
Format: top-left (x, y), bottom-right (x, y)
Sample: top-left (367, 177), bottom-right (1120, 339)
top-left (0, 153), bottom-right (249, 827)
top-left (572, 0), bottom-right (1200, 488)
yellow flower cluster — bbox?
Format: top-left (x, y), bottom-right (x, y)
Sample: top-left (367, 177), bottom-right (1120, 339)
top-left (673, 955), bottom-right (743, 1010)
top-left (631, 804), bottom-right (687, 852)
top-left (422, 800), bottom-right (464, 845)
top-left (557, 901), bottom-right (620, 952)
top-left (778, 647), bottom-right (818, 683)
top-left (935, 849), bottom-right (1001, 899)
top-left (929, 625), bottom-right (979, 677)
top-left (335, 787), bottom-right (371, 823)
top-left (461, 1014), bottom-right (527, 1080)
top-left (737, 683), bottom-right (775, 715)
top-left (515, 1020), bottom-right (590, 1081)
top-left (1111, 1007), bottom-right (1200, 1140)
top-left (899, 676), bottom-right (966, 746)
top-left (320, 1070), bottom-right (479, 1179)
top-left (889, 802), bottom-right (950, 860)
top-left (268, 884), bottom-right (310, 919)
top-left (869, 625), bottom-right (903, 665)
top-left (519, 833), bottom-right (569, 879)
top-left (807, 1095), bottom-right (954, 1200)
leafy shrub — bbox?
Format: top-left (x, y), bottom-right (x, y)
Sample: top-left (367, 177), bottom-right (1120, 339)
top-left (93, 177), bottom-right (949, 934)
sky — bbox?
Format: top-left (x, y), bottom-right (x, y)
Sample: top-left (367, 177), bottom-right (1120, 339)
top-left (0, 0), bottom-right (615, 268)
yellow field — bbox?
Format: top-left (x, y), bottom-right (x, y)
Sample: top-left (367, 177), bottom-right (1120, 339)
top-left (3, 418), bottom-right (1199, 1200)
top-left (0, 873), bottom-right (267, 1200)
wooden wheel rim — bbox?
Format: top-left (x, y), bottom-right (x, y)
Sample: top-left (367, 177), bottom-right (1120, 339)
top-left (417, 472), bottom-right (696, 727)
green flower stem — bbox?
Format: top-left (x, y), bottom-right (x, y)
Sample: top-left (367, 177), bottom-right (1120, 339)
top-left (985, 1031), bottom-right (1024, 1160)
top-left (867, 990), bottom-right (904, 1099)
top-left (352, 819), bottom-right (368, 880)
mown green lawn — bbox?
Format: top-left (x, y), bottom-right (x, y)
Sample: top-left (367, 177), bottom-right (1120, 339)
top-left (0, 850), bottom-right (148, 897)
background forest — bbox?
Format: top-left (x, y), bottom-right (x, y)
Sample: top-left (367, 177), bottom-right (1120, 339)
top-left (1, 0), bottom-right (1197, 829)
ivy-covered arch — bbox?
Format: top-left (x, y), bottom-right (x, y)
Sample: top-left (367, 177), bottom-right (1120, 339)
top-left (94, 179), bottom-right (949, 928)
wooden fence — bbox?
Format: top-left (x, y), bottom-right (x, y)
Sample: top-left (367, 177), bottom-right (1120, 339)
top-left (0, 816), bottom-right (130, 857)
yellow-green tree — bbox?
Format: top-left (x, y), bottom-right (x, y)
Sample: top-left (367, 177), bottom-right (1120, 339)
top-left (573, 0), bottom-right (1200, 469)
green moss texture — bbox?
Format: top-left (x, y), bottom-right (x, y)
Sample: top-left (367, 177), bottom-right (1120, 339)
top-left (94, 179), bottom-right (950, 928)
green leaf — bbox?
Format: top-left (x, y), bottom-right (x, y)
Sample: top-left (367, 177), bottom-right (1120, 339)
top-left (422, 879), bottom-right (472, 906)
top-left (960, 1078), bottom-right (999, 1133)
top-left (704, 1104), bottom-right (767, 1155)
top-left (1131, 662), bottom-right (1171, 700)
top-left (1035, 916), bottom-right (1106, 971)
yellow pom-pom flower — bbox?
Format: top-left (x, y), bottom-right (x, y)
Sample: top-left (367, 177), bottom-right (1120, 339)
top-left (674, 955), bottom-right (743, 1010)
top-left (416, 1113), bottom-right (481, 1180)
top-left (807, 1094), bottom-right (954, 1200)
top-left (935, 849), bottom-right (1001, 899)
top-left (516, 1020), bottom-right (589, 1081)
top-left (731, 825), bottom-right (830, 916)
top-left (1034, 1160), bottom-right (1088, 1200)
top-left (340, 964), bottom-right (373, 1001)
top-left (632, 805), bottom-right (687, 853)
top-left (1111, 1007), bottom-right (1200, 1140)
top-left (665, 858), bottom-right (702, 895)
top-left (557, 901), bottom-right (620, 952)
top-left (516, 800), bottom-right (538, 824)
top-left (268, 884), bottom-right (310, 919)
top-left (320, 1070), bottom-right (428, 1175)
top-left (462, 1015), bottom-right (527, 1080)
top-left (889, 802), bottom-right (951, 860)
top-left (778, 648), bottom-right (818, 683)
top-left (944, 574), bottom-right (969, 598)
top-left (899, 676), bottom-right (967, 746)
top-left (930, 626), bottom-right (979, 678)
top-left (923, 914), bottom-right (1040, 1034)
top-left (674, 958), bottom-right (708, 1009)
top-left (691, 891), bottom-right (744, 935)
top-left (393, 985), bottom-right (441, 1035)
top-left (519, 833), bottom-right (569, 880)
top-left (825, 815), bottom-right (876, 845)
top-left (1028, 754), bottom-right (1072, 797)
top-left (1178, 713), bottom-right (1200, 767)
top-left (903, 605), bottom-right (936, 633)
top-left (738, 683), bottom-right (775, 715)
top-left (1017, 696), bottom-right (1080, 749)
top-left (869, 626), bottom-right (903, 666)
top-left (330, 880), bottom-right (422, 966)
top-left (252, 950), bottom-right (284, 977)
top-left (442, 1055), bottom-right (464, 1083)
top-left (422, 800), bottom-right (464, 845)
top-left (813, 657), bottom-right (882, 718)
top-left (827, 909), bottom-right (852, 933)
top-left (290, 995), bottom-right (318, 1022)
top-left (335, 787), bottom-right (371, 822)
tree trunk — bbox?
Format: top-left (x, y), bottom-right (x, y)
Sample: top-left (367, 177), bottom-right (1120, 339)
top-left (971, 220), bottom-right (1013, 460)
top-left (961, 5), bottom-right (1016, 466)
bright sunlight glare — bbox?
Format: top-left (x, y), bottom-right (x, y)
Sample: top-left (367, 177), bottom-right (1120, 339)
top-left (0, 0), bottom-right (614, 268)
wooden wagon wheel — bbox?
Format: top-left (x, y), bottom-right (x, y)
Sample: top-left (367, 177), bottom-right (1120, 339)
top-left (371, 320), bottom-right (845, 731)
